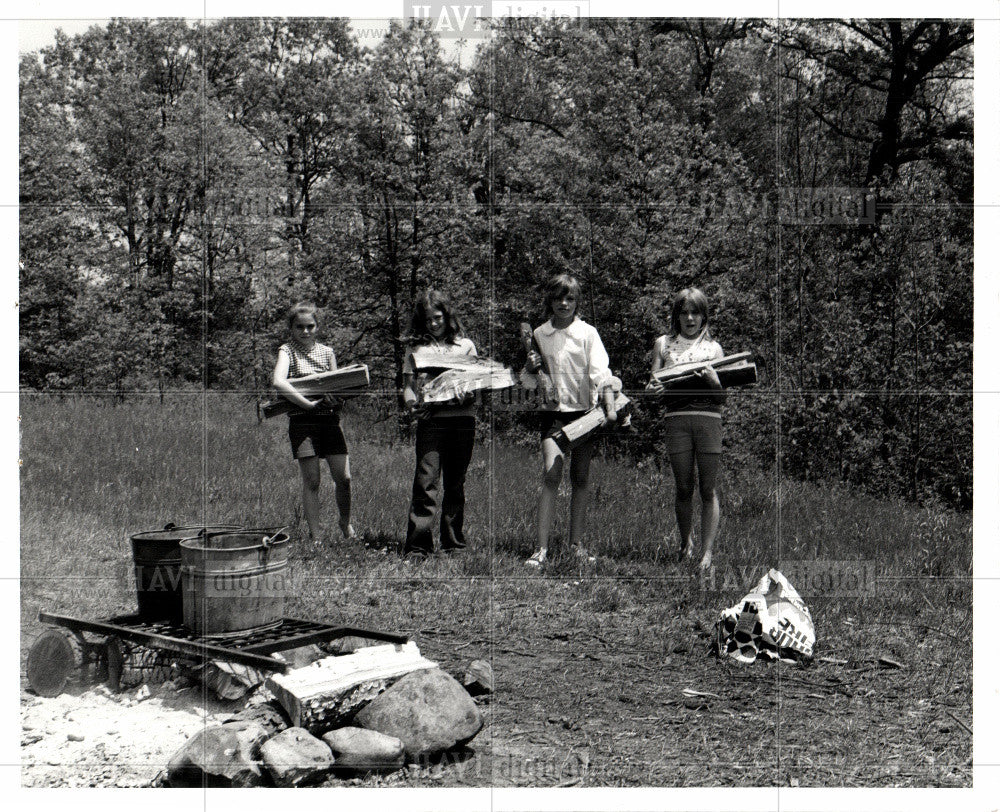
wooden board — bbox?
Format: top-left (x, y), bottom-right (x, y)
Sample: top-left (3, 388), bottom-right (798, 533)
top-left (715, 362), bottom-right (757, 388)
top-left (263, 364), bottom-right (370, 419)
top-left (281, 364), bottom-right (370, 396)
top-left (656, 360), bottom-right (758, 390)
top-left (265, 642), bottom-right (437, 730)
top-left (410, 348), bottom-right (483, 372)
top-left (652, 352), bottom-right (752, 384)
top-left (559, 393), bottom-right (632, 448)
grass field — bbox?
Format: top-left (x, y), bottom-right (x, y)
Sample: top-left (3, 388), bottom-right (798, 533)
top-left (19, 394), bottom-right (972, 787)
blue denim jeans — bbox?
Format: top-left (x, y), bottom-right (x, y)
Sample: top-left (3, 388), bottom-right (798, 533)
top-left (404, 416), bottom-right (476, 553)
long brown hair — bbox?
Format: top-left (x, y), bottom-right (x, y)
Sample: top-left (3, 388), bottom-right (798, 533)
top-left (409, 289), bottom-right (465, 345)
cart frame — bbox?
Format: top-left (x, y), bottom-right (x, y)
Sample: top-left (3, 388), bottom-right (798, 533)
top-left (36, 611), bottom-right (409, 675)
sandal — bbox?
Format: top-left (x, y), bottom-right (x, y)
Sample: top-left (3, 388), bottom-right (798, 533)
top-left (524, 549), bottom-right (547, 568)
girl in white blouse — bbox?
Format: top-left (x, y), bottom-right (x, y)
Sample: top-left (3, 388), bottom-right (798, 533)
top-left (525, 274), bottom-right (618, 568)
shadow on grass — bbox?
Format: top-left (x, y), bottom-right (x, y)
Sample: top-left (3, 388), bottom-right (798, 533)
top-left (362, 530), bottom-right (401, 556)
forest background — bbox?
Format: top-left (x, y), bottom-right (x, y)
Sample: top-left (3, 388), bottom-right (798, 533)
top-left (18, 17), bottom-right (974, 509)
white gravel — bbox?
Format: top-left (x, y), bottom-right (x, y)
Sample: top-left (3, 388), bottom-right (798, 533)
top-left (20, 682), bottom-right (238, 787)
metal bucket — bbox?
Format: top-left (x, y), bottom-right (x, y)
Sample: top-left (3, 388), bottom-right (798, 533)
top-left (131, 524), bottom-right (241, 623)
top-left (180, 528), bottom-right (290, 637)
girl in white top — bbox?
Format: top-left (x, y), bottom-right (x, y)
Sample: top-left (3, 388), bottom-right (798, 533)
top-left (525, 274), bottom-right (618, 568)
top-left (647, 288), bottom-right (725, 570)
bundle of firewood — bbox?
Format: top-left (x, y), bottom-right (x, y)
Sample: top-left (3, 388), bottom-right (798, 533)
top-left (652, 352), bottom-right (757, 389)
top-left (262, 364), bottom-right (371, 419)
top-left (411, 349), bottom-right (516, 405)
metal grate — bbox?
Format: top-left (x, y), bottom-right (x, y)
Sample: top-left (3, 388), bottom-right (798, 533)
top-left (38, 611), bottom-right (409, 674)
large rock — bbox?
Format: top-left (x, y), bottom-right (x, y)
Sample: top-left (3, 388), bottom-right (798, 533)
top-left (265, 642), bottom-right (437, 731)
top-left (322, 727), bottom-right (405, 772)
top-left (166, 721), bottom-right (268, 787)
top-left (354, 668), bottom-right (483, 759)
top-left (225, 699), bottom-right (291, 737)
top-left (259, 727), bottom-right (335, 787)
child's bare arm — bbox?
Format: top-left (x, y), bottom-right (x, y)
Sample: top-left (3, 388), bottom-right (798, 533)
top-left (402, 371), bottom-right (420, 410)
top-left (601, 384), bottom-right (618, 422)
top-left (272, 351), bottom-right (319, 410)
top-left (692, 365), bottom-right (722, 388)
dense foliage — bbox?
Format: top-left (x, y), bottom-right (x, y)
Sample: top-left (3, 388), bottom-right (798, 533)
top-left (19, 18), bottom-right (972, 507)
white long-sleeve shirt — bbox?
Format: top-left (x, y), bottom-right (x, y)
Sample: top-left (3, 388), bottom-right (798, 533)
top-left (534, 317), bottom-right (614, 412)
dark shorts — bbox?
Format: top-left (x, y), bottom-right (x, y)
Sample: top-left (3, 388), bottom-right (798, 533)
top-left (664, 413), bottom-right (723, 455)
top-left (539, 410), bottom-right (589, 451)
top-left (288, 412), bottom-right (349, 459)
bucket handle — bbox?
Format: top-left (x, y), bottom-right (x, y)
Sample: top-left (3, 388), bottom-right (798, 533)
top-left (163, 523), bottom-right (211, 536)
top-left (262, 527), bottom-right (287, 548)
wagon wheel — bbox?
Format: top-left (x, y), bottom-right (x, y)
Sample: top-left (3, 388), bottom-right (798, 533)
top-left (27, 628), bottom-right (84, 697)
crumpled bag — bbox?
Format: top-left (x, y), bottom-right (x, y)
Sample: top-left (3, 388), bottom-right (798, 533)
top-left (714, 568), bottom-right (815, 664)
top-left (419, 359), bottom-right (516, 405)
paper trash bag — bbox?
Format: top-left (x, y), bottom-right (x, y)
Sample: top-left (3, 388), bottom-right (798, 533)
top-left (714, 568), bottom-right (815, 664)
top-left (419, 359), bottom-right (516, 405)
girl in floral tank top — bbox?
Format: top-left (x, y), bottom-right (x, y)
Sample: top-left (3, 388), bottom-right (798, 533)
top-left (647, 288), bottom-right (726, 571)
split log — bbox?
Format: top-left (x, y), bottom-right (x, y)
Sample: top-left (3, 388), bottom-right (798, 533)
top-left (27, 629), bottom-right (83, 697)
top-left (559, 393), bottom-right (632, 448)
top-left (265, 642), bottom-right (437, 732)
top-left (518, 321), bottom-right (557, 403)
top-left (225, 699), bottom-right (292, 737)
top-left (195, 660), bottom-right (266, 700)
